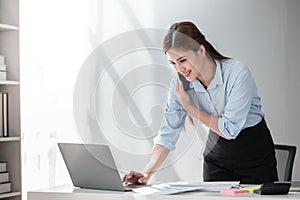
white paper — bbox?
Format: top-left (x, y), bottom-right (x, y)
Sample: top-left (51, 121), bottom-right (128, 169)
top-left (132, 183), bottom-right (203, 195)
top-left (132, 181), bottom-right (239, 195)
top-left (168, 181), bottom-right (240, 192)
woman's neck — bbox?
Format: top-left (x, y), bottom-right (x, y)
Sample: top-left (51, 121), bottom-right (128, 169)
top-left (197, 57), bottom-right (216, 89)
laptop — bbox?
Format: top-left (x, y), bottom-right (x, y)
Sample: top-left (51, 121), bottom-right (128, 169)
top-left (58, 143), bottom-right (141, 191)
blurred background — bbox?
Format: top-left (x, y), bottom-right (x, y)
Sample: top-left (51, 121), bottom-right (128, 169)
top-left (20, 0), bottom-right (300, 196)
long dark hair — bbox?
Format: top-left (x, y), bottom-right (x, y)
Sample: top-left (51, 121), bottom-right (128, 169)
top-left (163, 22), bottom-right (229, 127)
top-left (163, 21), bottom-right (229, 61)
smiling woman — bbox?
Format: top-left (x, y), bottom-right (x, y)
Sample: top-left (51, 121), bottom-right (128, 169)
top-left (163, 22), bottom-right (230, 91)
top-left (123, 21), bottom-right (278, 185)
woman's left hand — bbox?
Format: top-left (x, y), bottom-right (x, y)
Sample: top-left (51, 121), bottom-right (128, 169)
top-left (176, 78), bottom-right (193, 110)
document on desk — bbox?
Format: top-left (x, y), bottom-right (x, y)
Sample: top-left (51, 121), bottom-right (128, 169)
top-left (132, 181), bottom-right (239, 195)
top-left (168, 181), bottom-right (240, 192)
top-left (132, 183), bottom-right (203, 195)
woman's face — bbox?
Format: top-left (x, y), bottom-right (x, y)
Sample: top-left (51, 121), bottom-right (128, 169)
top-left (166, 47), bottom-right (205, 82)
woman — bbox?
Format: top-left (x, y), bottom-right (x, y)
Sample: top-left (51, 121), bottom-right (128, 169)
top-left (122, 21), bottom-right (278, 185)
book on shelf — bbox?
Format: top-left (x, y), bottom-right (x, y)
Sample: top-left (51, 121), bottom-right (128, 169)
top-left (0, 172), bottom-right (9, 183)
top-left (0, 55), bottom-right (7, 81)
top-left (0, 93), bottom-right (2, 137)
top-left (0, 55), bottom-right (4, 66)
top-left (0, 162), bottom-right (7, 173)
top-left (0, 182), bottom-right (11, 194)
top-left (0, 92), bottom-right (8, 137)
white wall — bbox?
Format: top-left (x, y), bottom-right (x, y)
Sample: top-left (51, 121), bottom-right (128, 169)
top-left (21, 0), bottom-right (300, 192)
top-left (284, 0), bottom-right (300, 180)
top-left (96, 0), bottom-right (300, 181)
top-left (147, 0), bottom-right (300, 180)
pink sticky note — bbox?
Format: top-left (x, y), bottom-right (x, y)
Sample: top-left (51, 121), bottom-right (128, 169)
top-left (220, 189), bottom-right (249, 194)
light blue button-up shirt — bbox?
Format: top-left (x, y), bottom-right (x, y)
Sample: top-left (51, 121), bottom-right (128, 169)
top-left (154, 59), bottom-right (264, 151)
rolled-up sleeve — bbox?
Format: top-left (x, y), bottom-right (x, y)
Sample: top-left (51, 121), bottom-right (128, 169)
top-left (153, 78), bottom-right (187, 150)
top-left (218, 65), bottom-right (256, 139)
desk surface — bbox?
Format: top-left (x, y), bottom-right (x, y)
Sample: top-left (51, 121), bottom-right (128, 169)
top-left (27, 184), bottom-right (300, 200)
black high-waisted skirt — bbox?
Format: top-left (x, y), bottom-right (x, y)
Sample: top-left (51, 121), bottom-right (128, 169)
top-left (203, 118), bottom-right (278, 184)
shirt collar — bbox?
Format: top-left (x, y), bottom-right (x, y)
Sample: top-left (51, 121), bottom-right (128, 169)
top-left (190, 60), bottom-right (223, 92)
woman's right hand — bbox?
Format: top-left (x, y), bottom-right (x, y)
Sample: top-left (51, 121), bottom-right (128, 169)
top-left (122, 171), bottom-right (149, 185)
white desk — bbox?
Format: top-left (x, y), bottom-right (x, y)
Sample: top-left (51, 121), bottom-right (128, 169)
top-left (27, 184), bottom-right (300, 200)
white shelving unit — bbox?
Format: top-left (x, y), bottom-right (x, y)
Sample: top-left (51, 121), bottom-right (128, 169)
top-left (0, 0), bottom-right (21, 199)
